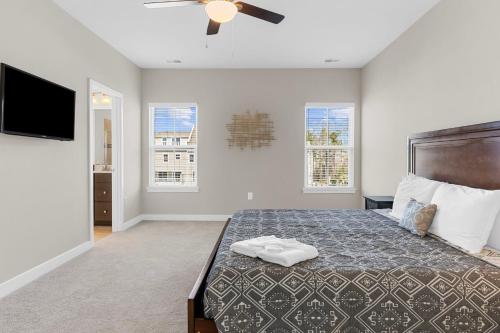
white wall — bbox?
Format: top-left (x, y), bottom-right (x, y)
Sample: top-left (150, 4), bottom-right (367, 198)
top-left (362, 0), bottom-right (500, 196)
top-left (0, 0), bottom-right (142, 284)
top-left (142, 69), bottom-right (362, 215)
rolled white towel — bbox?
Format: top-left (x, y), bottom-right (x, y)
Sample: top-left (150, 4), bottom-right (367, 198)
top-left (230, 236), bottom-right (278, 258)
top-left (263, 245), bottom-right (285, 253)
top-left (230, 236), bottom-right (299, 258)
top-left (257, 244), bottom-right (318, 267)
top-left (230, 236), bottom-right (318, 267)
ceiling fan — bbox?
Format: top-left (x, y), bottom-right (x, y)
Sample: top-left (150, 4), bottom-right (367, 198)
top-left (144, 0), bottom-right (285, 35)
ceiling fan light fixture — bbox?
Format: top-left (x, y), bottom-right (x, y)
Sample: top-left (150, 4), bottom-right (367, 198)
top-left (205, 0), bottom-right (238, 23)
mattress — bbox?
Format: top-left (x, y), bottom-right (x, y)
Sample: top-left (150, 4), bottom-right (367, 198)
top-left (203, 209), bottom-right (500, 333)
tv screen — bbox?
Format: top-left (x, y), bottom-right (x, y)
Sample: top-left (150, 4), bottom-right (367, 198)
top-left (0, 63), bottom-right (76, 141)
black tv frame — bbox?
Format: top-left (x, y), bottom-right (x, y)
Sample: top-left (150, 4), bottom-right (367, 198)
top-left (0, 63), bottom-right (76, 141)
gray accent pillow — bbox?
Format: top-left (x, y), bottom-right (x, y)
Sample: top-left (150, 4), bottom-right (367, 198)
top-left (399, 198), bottom-right (437, 237)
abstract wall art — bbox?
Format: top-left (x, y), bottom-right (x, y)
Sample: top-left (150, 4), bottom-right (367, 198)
top-left (226, 111), bottom-right (275, 150)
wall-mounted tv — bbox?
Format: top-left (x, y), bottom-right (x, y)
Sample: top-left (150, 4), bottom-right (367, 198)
top-left (0, 63), bottom-right (76, 141)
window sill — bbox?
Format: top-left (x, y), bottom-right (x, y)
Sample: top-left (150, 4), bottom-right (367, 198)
top-left (147, 186), bottom-right (199, 193)
top-left (303, 187), bottom-right (357, 194)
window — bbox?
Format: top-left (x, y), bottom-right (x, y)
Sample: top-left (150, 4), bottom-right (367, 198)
top-left (156, 172), bottom-right (168, 178)
top-left (155, 171), bottom-right (173, 183)
top-left (149, 103), bottom-right (198, 192)
top-left (304, 104), bottom-right (355, 193)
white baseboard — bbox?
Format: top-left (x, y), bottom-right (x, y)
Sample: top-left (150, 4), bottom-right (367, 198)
top-left (120, 214), bottom-right (231, 232)
top-left (120, 214), bottom-right (231, 229)
top-left (120, 215), bottom-right (144, 231)
top-left (0, 241), bottom-right (92, 299)
top-left (141, 214), bottom-right (232, 222)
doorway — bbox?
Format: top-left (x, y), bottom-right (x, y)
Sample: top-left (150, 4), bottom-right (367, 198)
top-left (88, 80), bottom-right (124, 242)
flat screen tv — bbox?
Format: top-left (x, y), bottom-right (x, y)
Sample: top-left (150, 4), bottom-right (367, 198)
top-left (0, 63), bottom-right (76, 141)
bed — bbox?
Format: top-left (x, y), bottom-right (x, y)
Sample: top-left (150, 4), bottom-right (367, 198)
top-left (188, 121), bottom-right (500, 333)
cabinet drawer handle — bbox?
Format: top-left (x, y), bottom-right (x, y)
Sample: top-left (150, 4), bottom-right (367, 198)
top-left (103, 191), bottom-right (107, 195)
top-left (103, 210), bottom-right (108, 214)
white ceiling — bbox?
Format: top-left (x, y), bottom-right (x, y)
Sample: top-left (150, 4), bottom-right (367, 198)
top-left (52, 0), bottom-right (440, 69)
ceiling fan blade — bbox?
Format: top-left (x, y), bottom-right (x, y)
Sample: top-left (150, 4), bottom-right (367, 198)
top-left (144, 0), bottom-right (203, 9)
top-left (207, 20), bottom-right (221, 35)
top-left (235, 2), bottom-right (285, 24)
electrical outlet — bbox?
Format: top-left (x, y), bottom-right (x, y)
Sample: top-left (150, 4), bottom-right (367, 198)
top-left (248, 192), bottom-right (253, 200)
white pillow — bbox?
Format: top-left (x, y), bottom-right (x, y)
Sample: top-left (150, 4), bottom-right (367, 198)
top-left (429, 184), bottom-right (500, 254)
top-left (391, 174), bottom-right (443, 219)
top-left (487, 214), bottom-right (500, 250)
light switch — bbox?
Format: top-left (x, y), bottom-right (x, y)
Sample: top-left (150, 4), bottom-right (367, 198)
top-left (248, 192), bottom-right (253, 200)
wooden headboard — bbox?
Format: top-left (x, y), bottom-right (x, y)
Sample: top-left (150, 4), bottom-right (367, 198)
top-left (408, 121), bottom-right (500, 190)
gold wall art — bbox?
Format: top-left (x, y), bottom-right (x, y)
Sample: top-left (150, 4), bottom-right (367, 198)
top-left (226, 111), bottom-right (275, 150)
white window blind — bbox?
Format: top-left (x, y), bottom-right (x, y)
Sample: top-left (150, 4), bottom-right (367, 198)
top-left (304, 104), bottom-right (355, 192)
top-left (149, 104), bottom-right (198, 191)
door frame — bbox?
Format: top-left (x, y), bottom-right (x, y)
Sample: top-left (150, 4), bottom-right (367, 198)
top-left (88, 79), bottom-right (125, 242)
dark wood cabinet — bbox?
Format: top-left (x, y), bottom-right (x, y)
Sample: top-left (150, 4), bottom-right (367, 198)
top-left (364, 196), bottom-right (394, 210)
top-left (94, 182), bottom-right (112, 202)
top-left (94, 202), bottom-right (112, 222)
top-left (94, 173), bottom-right (112, 226)
top-left (94, 173), bottom-right (111, 183)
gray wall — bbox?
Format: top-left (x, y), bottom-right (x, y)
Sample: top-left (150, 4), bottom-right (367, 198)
top-left (0, 0), bottom-right (142, 283)
top-left (142, 69), bottom-right (362, 215)
top-left (361, 0), bottom-right (500, 196)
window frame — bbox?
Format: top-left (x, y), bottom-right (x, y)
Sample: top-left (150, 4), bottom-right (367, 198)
top-left (303, 103), bottom-right (356, 194)
top-left (148, 103), bottom-right (199, 193)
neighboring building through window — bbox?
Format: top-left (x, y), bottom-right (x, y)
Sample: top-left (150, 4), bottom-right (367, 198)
top-left (304, 104), bottom-right (355, 193)
top-left (149, 103), bottom-right (198, 191)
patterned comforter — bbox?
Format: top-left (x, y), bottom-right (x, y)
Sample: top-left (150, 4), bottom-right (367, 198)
top-left (203, 209), bottom-right (500, 333)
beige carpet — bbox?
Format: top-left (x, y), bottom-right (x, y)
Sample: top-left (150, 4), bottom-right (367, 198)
top-left (0, 221), bottom-right (225, 333)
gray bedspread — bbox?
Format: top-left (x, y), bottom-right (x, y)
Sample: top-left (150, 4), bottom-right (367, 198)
top-left (203, 209), bottom-right (500, 333)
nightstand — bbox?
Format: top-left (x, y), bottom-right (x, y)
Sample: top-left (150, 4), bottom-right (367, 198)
top-left (364, 196), bottom-right (394, 210)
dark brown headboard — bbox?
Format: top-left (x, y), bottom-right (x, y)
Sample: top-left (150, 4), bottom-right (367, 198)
top-left (408, 121), bottom-right (500, 190)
